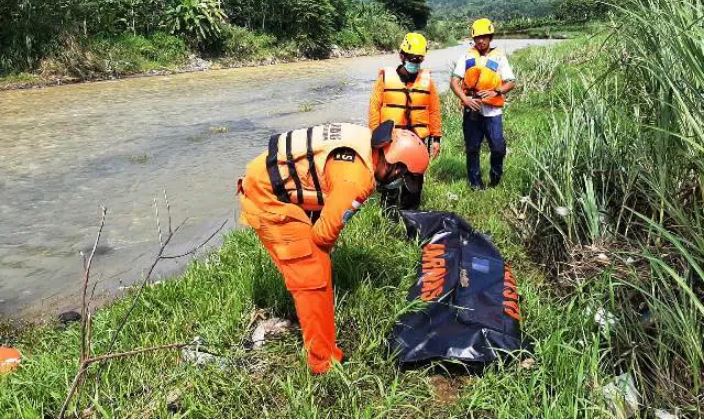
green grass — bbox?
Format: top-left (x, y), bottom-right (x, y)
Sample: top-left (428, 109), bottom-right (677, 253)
top-left (0, 72), bottom-right (42, 88)
top-left (0, 38), bottom-right (626, 418)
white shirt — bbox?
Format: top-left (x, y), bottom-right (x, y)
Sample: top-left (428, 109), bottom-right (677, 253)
top-left (453, 49), bottom-right (515, 117)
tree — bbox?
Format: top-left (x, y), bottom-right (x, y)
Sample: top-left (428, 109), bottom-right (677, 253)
top-left (378, 0), bottom-right (431, 29)
top-left (554, 0), bottom-right (609, 22)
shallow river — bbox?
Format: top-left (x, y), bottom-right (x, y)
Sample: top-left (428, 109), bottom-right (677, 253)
top-left (0, 39), bottom-right (557, 318)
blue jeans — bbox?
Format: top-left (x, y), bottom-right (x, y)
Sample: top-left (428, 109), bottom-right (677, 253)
top-left (462, 110), bottom-right (506, 187)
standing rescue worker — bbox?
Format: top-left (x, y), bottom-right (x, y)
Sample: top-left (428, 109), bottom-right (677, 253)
top-left (238, 122), bottom-right (429, 374)
top-left (450, 18), bottom-right (516, 189)
top-left (369, 33), bottom-right (442, 212)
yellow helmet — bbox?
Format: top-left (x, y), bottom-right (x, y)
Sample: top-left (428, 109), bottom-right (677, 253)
top-left (471, 18), bottom-right (495, 38)
top-left (400, 33), bottom-right (428, 56)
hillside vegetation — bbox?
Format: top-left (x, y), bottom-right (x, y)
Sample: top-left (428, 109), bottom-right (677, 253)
top-left (0, 0), bottom-right (420, 84)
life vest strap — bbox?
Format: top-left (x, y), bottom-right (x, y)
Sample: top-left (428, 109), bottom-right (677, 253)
top-left (384, 103), bottom-right (428, 111)
top-left (266, 134), bottom-right (290, 203)
top-left (383, 87), bottom-right (430, 95)
top-left (306, 127), bottom-right (324, 206)
top-left (285, 131), bottom-right (304, 204)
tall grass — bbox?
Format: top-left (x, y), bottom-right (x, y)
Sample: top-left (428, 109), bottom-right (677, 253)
top-left (521, 0), bottom-right (704, 412)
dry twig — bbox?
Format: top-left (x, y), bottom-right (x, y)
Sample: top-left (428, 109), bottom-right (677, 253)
top-left (59, 196), bottom-right (228, 418)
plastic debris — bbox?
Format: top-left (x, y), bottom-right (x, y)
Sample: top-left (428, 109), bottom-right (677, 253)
top-left (180, 337), bottom-right (228, 370)
top-left (602, 372), bottom-right (640, 418)
top-left (181, 348), bottom-right (228, 370)
top-left (594, 308), bottom-right (617, 330)
top-left (555, 206), bottom-right (570, 217)
top-left (596, 253), bottom-right (610, 263)
top-left (519, 357), bottom-right (536, 370)
top-left (585, 306), bottom-right (617, 333)
top-left (0, 347), bottom-right (21, 374)
top-left (654, 409), bottom-right (678, 419)
top-left (251, 318), bottom-right (293, 350)
top-left (446, 192), bottom-right (459, 202)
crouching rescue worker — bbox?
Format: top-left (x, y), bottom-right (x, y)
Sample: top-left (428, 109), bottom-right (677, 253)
top-left (450, 18), bottom-right (516, 189)
top-left (238, 121), bottom-right (429, 374)
top-left (369, 32), bottom-right (441, 213)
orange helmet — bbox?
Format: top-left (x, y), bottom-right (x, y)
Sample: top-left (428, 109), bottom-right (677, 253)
top-left (382, 129), bottom-right (430, 175)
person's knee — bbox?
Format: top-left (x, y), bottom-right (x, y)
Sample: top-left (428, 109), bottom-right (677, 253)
top-left (486, 118), bottom-right (506, 155)
top-left (491, 144), bottom-right (506, 157)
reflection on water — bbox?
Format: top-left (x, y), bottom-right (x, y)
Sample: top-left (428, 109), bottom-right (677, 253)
top-left (0, 39), bottom-right (558, 318)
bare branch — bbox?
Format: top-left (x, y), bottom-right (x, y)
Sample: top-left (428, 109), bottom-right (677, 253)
top-left (81, 207), bottom-right (106, 363)
top-left (153, 197), bottom-right (163, 247)
top-left (161, 219), bottom-right (228, 260)
top-left (103, 219), bottom-right (187, 355)
top-left (59, 363), bottom-right (90, 418)
top-left (164, 188), bottom-right (173, 236)
top-left (58, 341), bottom-right (187, 419)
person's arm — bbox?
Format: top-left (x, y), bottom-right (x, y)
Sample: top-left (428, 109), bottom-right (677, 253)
top-left (428, 80), bottom-right (442, 137)
top-left (311, 151), bottom-right (375, 251)
top-left (478, 56), bottom-right (516, 99)
top-left (451, 76), bottom-right (481, 111)
top-left (450, 56), bottom-right (481, 112)
top-left (428, 80), bottom-right (442, 158)
top-left (368, 73), bottom-right (385, 130)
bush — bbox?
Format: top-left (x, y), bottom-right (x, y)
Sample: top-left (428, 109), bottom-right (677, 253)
top-left (39, 33), bottom-right (188, 79)
top-left (339, 1), bottom-right (406, 51)
top-left (217, 25), bottom-right (278, 60)
top-left (377, 0), bottom-right (431, 29)
top-left (424, 18), bottom-right (464, 47)
top-left (554, 0), bottom-right (610, 22)
top-left (164, 0), bottom-right (228, 50)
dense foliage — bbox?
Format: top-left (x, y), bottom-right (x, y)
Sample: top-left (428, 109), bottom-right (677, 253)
top-left (428, 0), bottom-right (610, 22)
top-left (378, 0), bottom-right (432, 29)
top-left (0, 0), bottom-right (426, 76)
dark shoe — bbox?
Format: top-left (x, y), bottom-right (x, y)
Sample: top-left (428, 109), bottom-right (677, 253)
top-left (470, 182), bottom-right (486, 191)
top-left (489, 177), bottom-right (501, 188)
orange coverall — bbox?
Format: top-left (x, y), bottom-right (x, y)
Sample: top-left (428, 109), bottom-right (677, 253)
top-left (239, 151), bottom-right (375, 374)
top-left (368, 70), bottom-right (443, 137)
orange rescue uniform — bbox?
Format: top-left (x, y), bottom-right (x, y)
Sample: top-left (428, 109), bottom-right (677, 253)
top-left (239, 123), bottom-right (376, 374)
top-left (368, 67), bottom-right (442, 139)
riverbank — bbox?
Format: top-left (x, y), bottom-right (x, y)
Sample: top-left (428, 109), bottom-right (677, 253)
top-left (0, 43), bottom-right (387, 91)
top-left (0, 25), bottom-right (584, 92)
top-left (0, 37), bottom-right (616, 417)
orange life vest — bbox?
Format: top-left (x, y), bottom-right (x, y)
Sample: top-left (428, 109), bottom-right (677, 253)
top-left (380, 67), bottom-right (432, 139)
top-left (462, 48), bottom-right (505, 108)
top-left (267, 123), bottom-right (374, 212)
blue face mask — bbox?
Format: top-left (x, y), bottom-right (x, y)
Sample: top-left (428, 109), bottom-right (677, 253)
top-left (404, 61), bottom-right (420, 74)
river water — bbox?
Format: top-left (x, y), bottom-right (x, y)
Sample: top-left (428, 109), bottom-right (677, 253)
top-left (0, 39), bottom-right (557, 318)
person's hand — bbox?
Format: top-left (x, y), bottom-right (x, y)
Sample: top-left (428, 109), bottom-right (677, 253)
top-left (478, 89), bottom-right (499, 99)
top-left (430, 141), bottom-right (440, 159)
top-left (462, 97), bottom-right (481, 111)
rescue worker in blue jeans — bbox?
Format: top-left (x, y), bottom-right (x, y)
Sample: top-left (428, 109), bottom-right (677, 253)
top-left (450, 18), bottom-right (516, 189)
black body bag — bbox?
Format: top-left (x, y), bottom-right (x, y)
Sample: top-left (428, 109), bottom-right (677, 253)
top-left (390, 211), bottom-right (525, 366)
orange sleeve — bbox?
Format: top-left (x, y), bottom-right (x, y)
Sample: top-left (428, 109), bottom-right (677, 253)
top-left (311, 153), bottom-right (375, 250)
top-left (368, 72), bottom-right (385, 130)
top-left (428, 80), bottom-right (442, 137)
